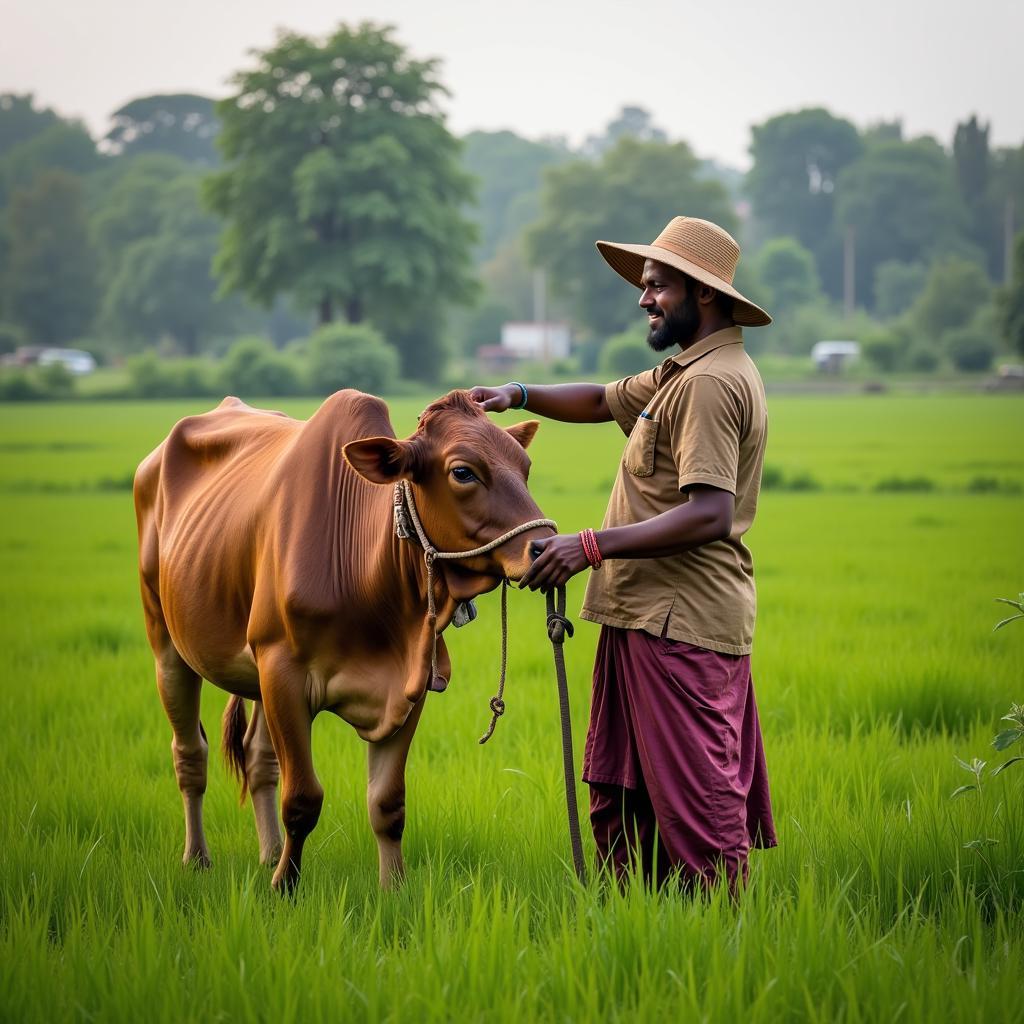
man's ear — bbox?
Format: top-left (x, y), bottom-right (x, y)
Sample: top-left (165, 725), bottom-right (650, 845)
top-left (506, 420), bottom-right (540, 450)
top-left (342, 437), bottom-right (415, 484)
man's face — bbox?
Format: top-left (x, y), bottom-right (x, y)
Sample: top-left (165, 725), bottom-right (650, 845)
top-left (639, 259), bottom-right (700, 352)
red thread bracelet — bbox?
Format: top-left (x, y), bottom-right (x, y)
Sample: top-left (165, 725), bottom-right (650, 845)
top-left (579, 528), bottom-right (603, 569)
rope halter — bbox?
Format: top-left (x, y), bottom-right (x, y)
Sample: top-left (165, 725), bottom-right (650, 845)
top-left (392, 479), bottom-right (556, 736)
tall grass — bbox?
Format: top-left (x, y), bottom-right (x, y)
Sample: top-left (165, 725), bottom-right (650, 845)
top-left (1, 394), bottom-right (1022, 1021)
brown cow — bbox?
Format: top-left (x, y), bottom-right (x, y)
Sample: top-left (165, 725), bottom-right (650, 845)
top-left (134, 389), bottom-right (550, 892)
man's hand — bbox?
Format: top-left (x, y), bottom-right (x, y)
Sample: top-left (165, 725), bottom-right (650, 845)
top-left (518, 534), bottom-right (590, 592)
top-left (469, 384), bottom-right (518, 413)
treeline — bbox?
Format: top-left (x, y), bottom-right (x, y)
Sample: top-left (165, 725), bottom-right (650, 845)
top-left (0, 21), bottom-right (1022, 399)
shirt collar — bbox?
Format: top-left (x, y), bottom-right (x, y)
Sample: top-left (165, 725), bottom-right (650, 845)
top-left (664, 325), bottom-right (744, 371)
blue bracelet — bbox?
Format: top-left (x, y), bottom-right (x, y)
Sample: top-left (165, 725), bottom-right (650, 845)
top-left (508, 381), bottom-right (528, 410)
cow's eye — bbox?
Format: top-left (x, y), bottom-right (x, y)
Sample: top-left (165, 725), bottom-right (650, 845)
top-left (451, 466), bottom-right (477, 484)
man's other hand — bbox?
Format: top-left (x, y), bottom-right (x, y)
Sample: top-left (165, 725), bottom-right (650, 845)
top-left (518, 534), bottom-right (590, 592)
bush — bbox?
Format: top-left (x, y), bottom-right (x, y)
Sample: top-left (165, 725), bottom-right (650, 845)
top-left (875, 476), bottom-right (935, 492)
top-left (37, 361), bottom-right (75, 396)
top-left (906, 344), bottom-right (940, 372)
top-left (218, 336), bottom-right (301, 397)
top-left (874, 261), bottom-right (928, 319)
top-left (599, 331), bottom-right (655, 379)
top-left (0, 371), bottom-right (45, 401)
top-left (306, 323), bottom-right (401, 395)
top-left (946, 326), bottom-right (996, 372)
top-left (861, 330), bottom-right (903, 373)
top-left (127, 352), bottom-right (218, 398)
top-left (908, 257), bottom-right (992, 340)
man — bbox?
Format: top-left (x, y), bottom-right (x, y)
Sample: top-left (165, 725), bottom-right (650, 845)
top-left (470, 216), bottom-right (777, 892)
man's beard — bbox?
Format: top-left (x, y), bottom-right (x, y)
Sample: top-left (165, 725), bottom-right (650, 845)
top-left (646, 293), bottom-right (700, 352)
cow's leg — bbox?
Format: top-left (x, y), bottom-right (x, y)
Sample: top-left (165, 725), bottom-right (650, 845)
top-left (259, 647), bottom-right (323, 895)
top-left (243, 701), bottom-right (283, 866)
top-left (367, 698), bottom-right (425, 888)
top-left (155, 647), bottom-right (211, 868)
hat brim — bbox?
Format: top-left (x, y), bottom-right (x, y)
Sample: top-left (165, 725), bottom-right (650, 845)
top-left (595, 240), bottom-right (772, 327)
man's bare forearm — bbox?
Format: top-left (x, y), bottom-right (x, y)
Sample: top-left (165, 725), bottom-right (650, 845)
top-left (523, 383), bottom-right (612, 423)
top-left (596, 491), bottom-right (733, 559)
top-left (471, 382), bottom-right (612, 422)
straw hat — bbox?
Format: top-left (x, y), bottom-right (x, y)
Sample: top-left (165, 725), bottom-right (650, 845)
top-left (596, 216), bottom-right (772, 326)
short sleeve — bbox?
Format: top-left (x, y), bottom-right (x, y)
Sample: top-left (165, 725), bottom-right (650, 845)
top-left (605, 367), bottom-right (659, 436)
top-left (670, 375), bottom-right (743, 493)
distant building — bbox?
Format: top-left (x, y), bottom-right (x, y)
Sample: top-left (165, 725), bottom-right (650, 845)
top-left (811, 340), bottom-right (860, 374)
top-left (476, 345), bottom-right (520, 375)
top-left (500, 322), bottom-right (571, 362)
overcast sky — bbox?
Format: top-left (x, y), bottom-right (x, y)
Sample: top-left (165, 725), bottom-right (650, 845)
top-left (3, 0), bottom-right (1022, 168)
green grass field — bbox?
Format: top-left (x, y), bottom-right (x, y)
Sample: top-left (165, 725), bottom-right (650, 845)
top-left (1, 392), bottom-right (1022, 1022)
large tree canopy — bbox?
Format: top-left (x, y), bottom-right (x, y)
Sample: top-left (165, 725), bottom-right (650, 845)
top-left (0, 93), bottom-right (60, 158)
top-left (105, 94), bottom-right (221, 166)
top-left (2, 170), bottom-right (98, 344)
top-left (0, 120), bottom-right (100, 208)
top-left (527, 138), bottom-right (737, 339)
top-left (101, 173), bottom-right (236, 354)
top-left (836, 138), bottom-right (973, 308)
top-left (746, 108), bottom-right (864, 298)
top-left (204, 22), bottom-right (476, 379)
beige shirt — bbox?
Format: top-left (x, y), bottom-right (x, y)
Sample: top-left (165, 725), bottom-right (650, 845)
top-left (580, 326), bottom-right (767, 655)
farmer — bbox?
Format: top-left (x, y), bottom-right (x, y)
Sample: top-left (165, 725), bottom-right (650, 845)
top-left (471, 216), bottom-right (777, 892)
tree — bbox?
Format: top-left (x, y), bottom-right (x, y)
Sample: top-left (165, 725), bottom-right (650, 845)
top-left (462, 130), bottom-right (569, 261)
top-left (998, 231), bottom-right (1024, 356)
top-left (754, 237), bottom-right (822, 314)
top-left (0, 93), bottom-right (59, 157)
top-left (527, 137), bottom-right (737, 338)
top-left (907, 257), bottom-right (992, 341)
top-left (1, 170), bottom-right (98, 343)
top-left (746, 108), bottom-right (863, 297)
top-left (874, 260), bottom-right (928, 319)
top-left (90, 153), bottom-right (193, 285)
top-left (101, 175), bottom-right (237, 354)
top-left (990, 145), bottom-right (1024, 282)
top-left (836, 138), bottom-right (975, 309)
top-left (0, 120), bottom-right (100, 207)
top-left (583, 106), bottom-right (667, 158)
top-left (954, 115), bottom-right (999, 275)
top-left (204, 22), bottom-right (476, 381)
top-left (105, 94), bottom-right (221, 165)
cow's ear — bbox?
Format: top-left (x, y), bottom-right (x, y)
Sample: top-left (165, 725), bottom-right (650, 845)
top-left (343, 437), bottom-right (414, 484)
top-left (505, 420), bottom-right (540, 450)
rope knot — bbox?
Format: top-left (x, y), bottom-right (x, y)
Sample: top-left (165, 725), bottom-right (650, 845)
top-left (489, 696), bottom-right (506, 716)
top-left (546, 612), bottom-right (574, 643)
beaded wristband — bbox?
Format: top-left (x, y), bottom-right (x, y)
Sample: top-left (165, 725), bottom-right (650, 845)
top-left (579, 528), bottom-right (603, 569)
top-left (507, 381), bottom-right (528, 410)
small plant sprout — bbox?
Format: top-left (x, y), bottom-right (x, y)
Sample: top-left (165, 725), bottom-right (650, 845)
top-left (990, 703), bottom-right (1024, 777)
top-left (992, 592), bottom-right (1024, 632)
top-left (951, 756), bottom-right (987, 798)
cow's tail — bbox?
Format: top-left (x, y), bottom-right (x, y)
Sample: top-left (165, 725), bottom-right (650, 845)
top-left (221, 695), bottom-right (249, 805)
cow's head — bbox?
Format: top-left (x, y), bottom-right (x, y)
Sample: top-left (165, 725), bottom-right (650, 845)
top-left (343, 391), bottom-right (555, 601)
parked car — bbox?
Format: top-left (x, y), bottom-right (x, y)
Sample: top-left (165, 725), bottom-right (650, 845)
top-left (37, 348), bottom-right (97, 375)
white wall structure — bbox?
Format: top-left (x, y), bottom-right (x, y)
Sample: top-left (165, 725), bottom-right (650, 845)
top-left (500, 322), bottom-right (571, 361)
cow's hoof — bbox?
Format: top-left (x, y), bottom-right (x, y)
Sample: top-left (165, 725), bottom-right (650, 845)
top-left (428, 675), bottom-right (449, 693)
top-left (260, 845), bottom-right (284, 868)
top-left (183, 849), bottom-right (212, 870)
top-left (271, 861), bottom-right (300, 896)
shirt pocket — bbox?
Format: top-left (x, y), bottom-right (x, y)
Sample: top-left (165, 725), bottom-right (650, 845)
top-left (623, 415), bottom-right (660, 477)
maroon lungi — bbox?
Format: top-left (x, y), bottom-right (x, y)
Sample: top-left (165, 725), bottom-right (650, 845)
top-left (583, 625), bottom-right (777, 889)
